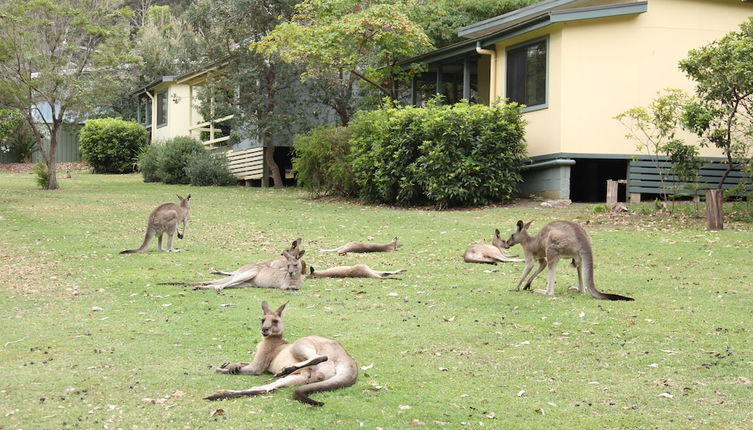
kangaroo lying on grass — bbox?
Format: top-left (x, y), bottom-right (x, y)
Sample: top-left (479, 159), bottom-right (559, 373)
top-left (120, 195), bottom-right (191, 254)
top-left (162, 250), bottom-right (305, 293)
top-left (320, 237), bottom-right (400, 255)
top-left (211, 239), bottom-right (307, 276)
top-left (307, 264), bottom-right (406, 279)
top-left (205, 301), bottom-right (358, 406)
top-left (502, 220), bottom-right (634, 301)
top-left (463, 229), bottom-right (524, 264)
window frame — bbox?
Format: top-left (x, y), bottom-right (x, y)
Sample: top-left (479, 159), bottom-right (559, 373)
top-left (156, 90), bottom-right (168, 128)
top-left (505, 36), bottom-right (549, 112)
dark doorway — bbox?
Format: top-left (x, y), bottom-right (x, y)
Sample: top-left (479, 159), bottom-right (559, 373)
top-left (570, 158), bottom-right (628, 202)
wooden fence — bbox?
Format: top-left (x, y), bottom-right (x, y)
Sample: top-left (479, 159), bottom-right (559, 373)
top-left (627, 158), bottom-right (752, 198)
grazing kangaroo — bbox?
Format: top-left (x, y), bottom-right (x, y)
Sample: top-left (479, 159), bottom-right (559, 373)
top-left (120, 195), bottom-right (191, 254)
top-left (463, 229), bottom-right (524, 264)
top-left (211, 239), bottom-right (307, 276)
top-left (502, 220), bottom-right (634, 301)
top-left (205, 301), bottom-right (358, 406)
top-left (307, 264), bottom-right (406, 279)
top-left (164, 250), bottom-right (305, 293)
top-left (320, 237), bottom-right (400, 255)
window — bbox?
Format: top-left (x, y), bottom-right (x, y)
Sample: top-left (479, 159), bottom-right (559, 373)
top-left (138, 97), bottom-right (152, 127)
top-left (506, 38), bottom-right (547, 109)
top-left (156, 90), bottom-right (168, 127)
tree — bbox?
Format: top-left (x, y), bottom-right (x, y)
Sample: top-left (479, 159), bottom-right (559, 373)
top-left (679, 17), bottom-right (753, 189)
top-left (254, 0), bottom-right (433, 125)
top-left (615, 89), bottom-right (690, 201)
top-left (185, 0), bottom-right (314, 188)
top-left (0, 0), bottom-right (134, 189)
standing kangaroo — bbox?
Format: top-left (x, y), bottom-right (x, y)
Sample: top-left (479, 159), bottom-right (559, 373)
top-left (320, 237), bottom-right (400, 255)
top-left (120, 195), bottom-right (191, 254)
top-left (211, 239), bottom-right (307, 276)
top-left (307, 264), bottom-right (406, 279)
top-left (205, 301), bottom-right (358, 406)
top-left (463, 229), bottom-right (524, 264)
top-left (502, 220), bottom-right (634, 301)
top-left (167, 250), bottom-right (305, 293)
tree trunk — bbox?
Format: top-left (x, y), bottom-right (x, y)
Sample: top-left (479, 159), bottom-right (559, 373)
top-left (705, 189), bottom-right (723, 231)
top-left (264, 132), bottom-right (283, 189)
top-left (46, 121), bottom-right (60, 190)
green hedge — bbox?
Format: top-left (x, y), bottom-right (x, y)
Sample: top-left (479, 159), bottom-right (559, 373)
top-left (137, 136), bottom-right (235, 186)
top-left (292, 126), bottom-right (356, 196)
top-left (349, 100), bottom-right (527, 208)
top-left (79, 118), bottom-right (147, 173)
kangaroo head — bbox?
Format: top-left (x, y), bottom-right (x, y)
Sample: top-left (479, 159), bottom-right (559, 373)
top-left (392, 237), bottom-right (401, 250)
top-left (491, 229), bottom-right (506, 250)
top-left (503, 220), bottom-right (533, 249)
top-left (177, 194), bottom-right (191, 208)
top-left (283, 249), bottom-right (305, 278)
top-left (260, 301), bottom-right (287, 337)
top-left (283, 238), bottom-right (303, 257)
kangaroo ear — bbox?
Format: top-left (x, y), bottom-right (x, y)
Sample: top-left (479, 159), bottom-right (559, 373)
top-left (309, 266), bottom-right (315, 274)
top-left (524, 220), bottom-right (534, 230)
top-left (275, 302), bottom-right (288, 316)
top-left (186, 194), bottom-right (191, 200)
top-left (495, 228), bottom-right (500, 237)
top-left (516, 220), bottom-right (524, 231)
top-left (261, 301), bottom-right (271, 314)
top-left (176, 194), bottom-right (183, 200)
top-left (297, 250), bottom-right (305, 258)
top-left (282, 250), bottom-right (291, 258)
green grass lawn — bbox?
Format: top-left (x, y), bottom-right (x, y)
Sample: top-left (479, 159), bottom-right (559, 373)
top-left (1, 172), bottom-right (752, 429)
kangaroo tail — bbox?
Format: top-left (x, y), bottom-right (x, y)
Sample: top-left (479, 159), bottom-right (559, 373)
top-left (292, 359), bottom-right (358, 406)
top-left (582, 252), bottom-right (634, 301)
top-left (319, 248), bottom-right (339, 253)
top-left (158, 280), bottom-right (214, 286)
top-left (120, 230), bottom-right (153, 254)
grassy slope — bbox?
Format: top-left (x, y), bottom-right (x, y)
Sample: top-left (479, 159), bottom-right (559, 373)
top-left (1, 172), bottom-right (752, 429)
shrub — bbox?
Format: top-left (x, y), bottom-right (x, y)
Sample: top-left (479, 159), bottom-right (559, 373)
top-left (185, 151), bottom-right (237, 186)
top-left (33, 162), bottom-right (48, 189)
top-left (292, 126), bottom-right (356, 196)
top-left (158, 136), bottom-right (206, 184)
top-left (137, 144), bottom-right (164, 183)
top-left (79, 118), bottom-right (147, 173)
top-left (350, 99), bottom-right (527, 208)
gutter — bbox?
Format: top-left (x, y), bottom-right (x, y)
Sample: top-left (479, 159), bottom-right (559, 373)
top-left (520, 158), bottom-right (576, 171)
top-left (475, 42), bottom-right (496, 102)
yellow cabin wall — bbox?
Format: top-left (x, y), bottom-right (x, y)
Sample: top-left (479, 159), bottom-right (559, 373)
top-left (149, 83), bottom-right (204, 144)
top-left (491, 0), bottom-right (753, 158)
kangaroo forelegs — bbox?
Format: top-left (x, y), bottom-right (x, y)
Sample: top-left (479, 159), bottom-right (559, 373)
top-left (275, 355), bottom-right (328, 377)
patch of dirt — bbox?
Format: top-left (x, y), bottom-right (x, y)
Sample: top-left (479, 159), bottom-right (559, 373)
top-left (0, 162), bottom-right (90, 173)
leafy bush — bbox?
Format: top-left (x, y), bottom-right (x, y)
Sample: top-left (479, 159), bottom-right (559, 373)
top-left (350, 99), bottom-right (527, 208)
top-left (157, 136), bottom-right (206, 184)
top-left (33, 162), bottom-right (48, 189)
top-left (137, 144), bottom-right (164, 183)
top-left (184, 151), bottom-right (237, 186)
top-left (79, 118), bottom-right (147, 173)
top-left (292, 126), bottom-right (356, 196)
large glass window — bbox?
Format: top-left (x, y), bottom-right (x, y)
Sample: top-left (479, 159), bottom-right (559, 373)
top-left (506, 38), bottom-right (547, 109)
top-left (156, 90), bottom-right (168, 127)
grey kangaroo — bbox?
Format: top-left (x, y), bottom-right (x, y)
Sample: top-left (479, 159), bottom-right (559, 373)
top-left (205, 301), bottom-right (358, 406)
top-left (120, 195), bottom-right (191, 254)
top-left (463, 229), bottom-right (524, 264)
top-left (164, 250), bottom-right (305, 293)
top-left (320, 237), bottom-right (400, 255)
top-left (502, 220), bottom-right (634, 301)
top-left (211, 239), bottom-right (307, 276)
top-left (307, 264), bottom-right (406, 279)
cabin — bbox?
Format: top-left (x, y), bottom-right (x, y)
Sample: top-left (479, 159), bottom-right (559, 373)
top-left (132, 62), bottom-right (301, 186)
top-left (404, 0), bottom-right (753, 201)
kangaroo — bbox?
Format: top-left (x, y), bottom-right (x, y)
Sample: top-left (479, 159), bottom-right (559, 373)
top-left (211, 239), bottom-right (307, 276)
top-left (502, 220), bottom-right (634, 301)
top-left (307, 264), bottom-right (406, 279)
top-left (320, 237), bottom-right (400, 255)
top-left (205, 301), bottom-right (358, 406)
top-left (120, 195), bottom-right (191, 254)
top-left (463, 229), bottom-right (524, 264)
top-left (163, 250), bottom-right (305, 294)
